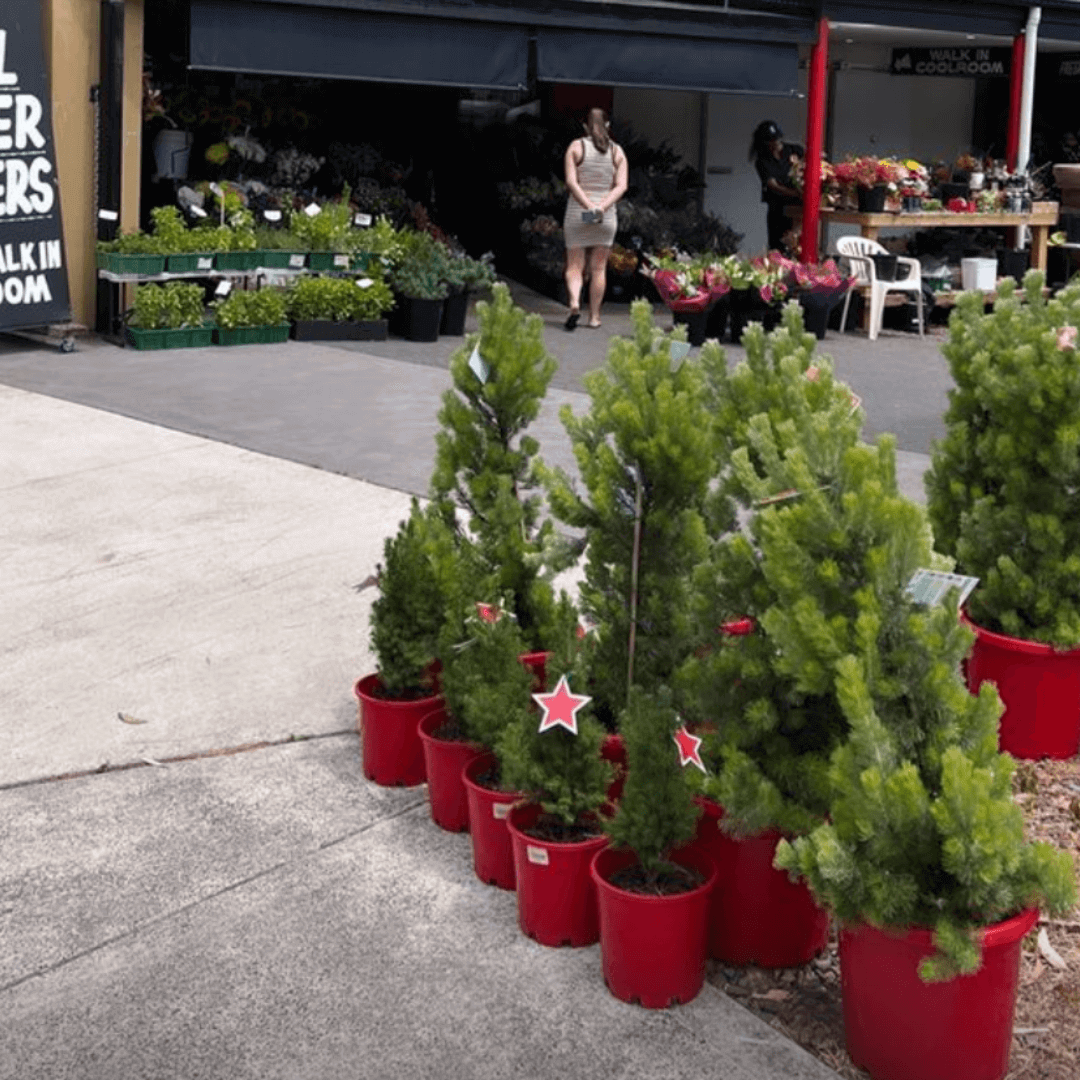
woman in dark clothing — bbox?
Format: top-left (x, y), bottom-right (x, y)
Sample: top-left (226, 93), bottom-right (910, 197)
top-left (750, 120), bottom-right (804, 253)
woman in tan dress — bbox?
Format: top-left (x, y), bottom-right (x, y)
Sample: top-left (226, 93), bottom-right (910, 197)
top-left (562, 108), bottom-right (628, 330)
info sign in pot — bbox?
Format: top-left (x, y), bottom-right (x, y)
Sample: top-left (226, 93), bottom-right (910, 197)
top-left (0, 0), bottom-right (69, 332)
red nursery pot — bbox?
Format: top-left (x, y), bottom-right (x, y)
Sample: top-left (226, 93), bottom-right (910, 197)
top-left (507, 803), bottom-right (609, 947)
top-left (839, 907), bottom-right (1038, 1080)
top-left (462, 753), bottom-right (524, 890)
top-left (591, 845), bottom-right (717, 1008)
top-left (690, 797), bottom-right (829, 967)
top-left (417, 707), bottom-right (485, 832)
top-left (353, 675), bottom-right (439, 787)
top-left (963, 613), bottom-right (1080, 760)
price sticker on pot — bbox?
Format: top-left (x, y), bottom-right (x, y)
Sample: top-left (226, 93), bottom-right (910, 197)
top-left (304, 202), bottom-right (321, 217)
top-left (493, 803), bottom-right (512, 820)
top-left (333, 254), bottom-right (350, 268)
top-left (197, 257), bottom-right (213, 271)
top-left (356, 278), bottom-right (374, 289)
top-left (468, 344), bottom-right (490, 383)
top-left (289, 254), bottom-right (305, 268)
top-left (354, 213), bottom-right (372, 227)
top-left (526, 846), bottom-right (549, 867)
top-left (263, 209), bottom-right (282, 222)
top-left (215, 280), bottom-right (232, 298)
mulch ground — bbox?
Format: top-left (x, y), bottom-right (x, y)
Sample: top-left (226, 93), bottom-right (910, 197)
top-left (706, 756), bottom-right (1080, 1080)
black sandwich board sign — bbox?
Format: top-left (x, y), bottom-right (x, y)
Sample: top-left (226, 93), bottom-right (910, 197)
top-left (0, 0), bottom-right (69, 332)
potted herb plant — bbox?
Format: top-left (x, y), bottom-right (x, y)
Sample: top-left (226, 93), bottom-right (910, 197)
top-left (125, 282), bottom-right (211, 350)
top-left (149, 205), bottom-right (215, 274)
top-left (389, 230), bottom-right (451, 341)
top-left (96, 229), bottom-right (166, 276)
top-left (500, 595), bottom-right (614, 946)
top-left (356, 499), bottom-right (450, 788)
top-left (926, 274), bottom-right (1080, 759)
top-left (289, 187), bottom-right (357, 272)
top-left (211, 288), bottom-right (290, 346)
top-left (287, 270), bottom-right (395, 341)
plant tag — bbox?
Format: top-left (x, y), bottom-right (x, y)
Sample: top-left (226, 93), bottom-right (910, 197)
top-left (263, 209), bottom-right (282, 222)
top-left (197, 257), bottom-right (213, 270)
top-left (289, 254), bottom-right (305, 268)
top-left (189, 205), bottom-right (208, 218)
top-left (904, 569), bottom-right (979, 609)
top-left (334, 254), bottom-right (349, 268)
top-left (670, 340), bottom-right (690, 367)
top-left (493, 803), bottom-right (512, 820)
top-left (215, 280), bottom-right (232, 297)
top-left (354, 213), bottom-right (372, 227)
top-left (356, 277), bottom-right (373, 289)
top-left (97, 208), bottom-right (118, 221)
top-left (468, 344), bottom-right (489, 383)
top-left (526, 845), bottom-right (549, 866)
top-left (304, 202), bottom-right (321, 217)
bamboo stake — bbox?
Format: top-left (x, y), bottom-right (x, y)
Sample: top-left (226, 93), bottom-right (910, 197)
top-left (627, 466), bottom-right (643, 704)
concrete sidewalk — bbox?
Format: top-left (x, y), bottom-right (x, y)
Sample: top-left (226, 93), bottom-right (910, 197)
top-left (1, 379), bottom-right (841, 1080)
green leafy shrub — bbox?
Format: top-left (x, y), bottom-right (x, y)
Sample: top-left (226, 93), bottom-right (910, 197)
top-left (926, 273), bottom-right (1080, 645)
top-left (431, 283), bottom-right (560, 649)
top-left (212, 289), bottom-right (288, 330)
top-left (352, 217), bottom-right (406, 268)
top-left (390, 229), bottom-right (451, 300)
top-left (286, 273), bottom-right (394, 322)
top-left (128, 282), bottom-right (205, 329)
top-left (289, 188), bottom-right (356, 253)
top-left (97, 229), bottom-right (160, 255)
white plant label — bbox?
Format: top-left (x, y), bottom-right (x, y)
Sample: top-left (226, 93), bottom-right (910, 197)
top-left (493, 803), bottom-right (511, 820)
top-left (526, 846), bottom-right (549, 866)
top-left (189, 205), bottom-right (207, 218)
top-left (904, 569), bottom-right (979, 609)
top-left (304, 202), bottom-right (321, 217)
top-left (356, 277), bottom-right (373, 289)
top-left (97, 208), bottom-right (118, 221)
top-left (354, 213), bottom-right (372, 227)
top-left (262, 209), bottom-right (282, 222)
top-left (209, 182), bottom-right (223, 197)
top-left (468, 344), bottom-right (489, 383)
top-left (333, 254), bottom-right (349, 268)
top-left (289, 254), bottom-right (305, 268)
top-left (214, 280), bottom-right (232, 297)
top-left (670, 339), bottom-right (691, 367)
top-left (197, 257), bottom-right (213, 270)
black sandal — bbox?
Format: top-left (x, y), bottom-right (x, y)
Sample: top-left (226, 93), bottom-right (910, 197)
top-left (564, 310), bottom-right (580, 331)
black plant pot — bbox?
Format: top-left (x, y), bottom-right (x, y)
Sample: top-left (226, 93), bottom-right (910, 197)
top-left (857, 185), bottom-right (888, 213)
top-left (798, 293), bottom-right (835, 340)
top-left (901, 195), bottom-right (923, 213)
top-left (440, 289), bottom-right (470, 336)
top-left (706, 296), bottom-right (730, 342)
top-left (673, 307), bottom-right (710, 347)
top-left (403, 297), bottom-right (444, 342)
top-left (996, 249), bottom-right (1030, 285)
top-left (729, 289), bottom-right (781, 343)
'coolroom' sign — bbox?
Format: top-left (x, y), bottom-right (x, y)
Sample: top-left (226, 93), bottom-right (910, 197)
top-left (0, 0), bottom-right (69, 330)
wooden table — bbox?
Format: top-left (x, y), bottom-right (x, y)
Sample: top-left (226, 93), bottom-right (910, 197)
top-left (819, 203), bottom-right (1060, 271)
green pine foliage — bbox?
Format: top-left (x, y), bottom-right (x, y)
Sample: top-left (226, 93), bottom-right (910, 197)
top-left (369, 499), bottom-right (453, 697)
top-left (604, 687), bottom-right (699, 875)
top-left (431, 282), bottom-right (561, 650)
top-left (543, 301), bottom-right (714, 723)
top-left (926, 273), bottom-right (1080, 645)
top-left (438, 601), bottom-right (534, 761)
top-left (775, 600), bottom-right (1077, 980)
top-left (498, 593), bottom-right (613, 825)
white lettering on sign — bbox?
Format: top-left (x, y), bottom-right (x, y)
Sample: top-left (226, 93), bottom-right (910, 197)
top-left (0, 92), bottom-right (45, 149)
top-left (0, 274), bottom-right (51, 306)
top-left (0, 31), bottom-right (18, 86)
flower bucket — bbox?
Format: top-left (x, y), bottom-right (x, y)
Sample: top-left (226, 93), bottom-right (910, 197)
top-left (353, 675), bottom-right (438, 787)
top-left (462, 753), bottom-right (523, 889)
top-left (417, 708), bottom-right (484, 832)
top-left (507, 803), bottom-right (609, 947)
top-left (857, 184), bottom-right (888, 213)
top-left (963, 614), bottom-right (1080, 760)
top-left (673, 307), bottom-right (710, 347)
top-left (689, 798), bottom-right (829, 967)
top-left (839, 908), bottom-right (1038, 1080)
top-left (592, 845), bottom-right (717, 1008)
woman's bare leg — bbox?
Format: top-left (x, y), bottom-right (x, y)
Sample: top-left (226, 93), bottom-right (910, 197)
top-left (564, 247), bottom-right (586, 324)
top-left (587, 246), bottom-right (609, 326)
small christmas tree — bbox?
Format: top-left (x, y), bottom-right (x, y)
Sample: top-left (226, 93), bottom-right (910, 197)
top-left (775, 597), bottom-right (1077, 980)
top-left (926, 274), bottom-right (1080, 645)
top-left (498, 594), bottom-right (613, 833)
top-left (369, 499), bottom-right (454, 697)
top-left (431, 282), bottom-right (562, 649)
top-left (543, 301), bottom-right (716, 724)
top-left (603, 686), bottom-right (699, 884)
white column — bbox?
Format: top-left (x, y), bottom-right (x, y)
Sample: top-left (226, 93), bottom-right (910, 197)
top-left (1016, 6), bottom-right (1041, 174)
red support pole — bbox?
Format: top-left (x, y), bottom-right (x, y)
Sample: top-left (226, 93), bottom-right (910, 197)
top-left (801, 16), bottom-right (829, 264)
top-left (1006, 33), bottom-right (1024, 171)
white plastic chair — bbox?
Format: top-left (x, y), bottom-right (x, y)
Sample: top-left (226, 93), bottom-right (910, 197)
top-left (836, 236), bottom-right (924, 342)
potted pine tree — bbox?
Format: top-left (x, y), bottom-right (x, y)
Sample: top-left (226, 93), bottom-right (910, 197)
top-left (356, 499), bottom-right (451, 787)
top-left (500, 595), bottom-right (614, 946)
top-left (926, 273), bottom-right (1080, 758)
top-left (774, 582), bottom-right (1076, 1080)
top-left (591, 686), bottom-right (716, 1007)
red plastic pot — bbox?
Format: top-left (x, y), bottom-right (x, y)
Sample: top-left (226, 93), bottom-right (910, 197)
top-left (353, 675), bottom-right (439, 787)
top-left (417, 707), bottom-right (484, 832)
top-left (518, 650), bottom-right (550, 692)
top-left (462, 753), bottom-right (524, 889)
top-left (963, 613), bottom-right (1080, 760)
top-left (507, 803), bottom-right (609, 947)
top-left (591, 845), bottom-right (717, 1008)
top-left (839, 908), bottom-right (1038, 1080)
top-left (689, 797), bottom-right (829, 967)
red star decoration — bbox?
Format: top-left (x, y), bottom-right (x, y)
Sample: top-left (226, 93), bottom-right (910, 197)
top-left (476, 602), bottom-right (500, 624)
top-left (533, 674), bottom-right (591, 735)
top-left (673, 725), bottom-right (706, 773)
